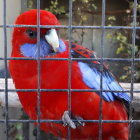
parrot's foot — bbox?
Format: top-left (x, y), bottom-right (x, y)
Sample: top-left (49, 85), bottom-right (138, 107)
top-left (62, 111), bottom-right (85, 129)
top-left (62, 111), bottom-right (76, 129)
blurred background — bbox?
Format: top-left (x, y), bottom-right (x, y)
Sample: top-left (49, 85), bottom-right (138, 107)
top-left (0, 0), bottom-right (140, 139)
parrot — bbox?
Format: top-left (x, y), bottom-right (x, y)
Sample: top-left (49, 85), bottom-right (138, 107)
top-left (9, 9), bottom-right (130, 140)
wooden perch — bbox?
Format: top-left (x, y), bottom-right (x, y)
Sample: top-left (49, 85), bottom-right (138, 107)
top-left (0, 79), bottom-right (22, 108)
top-left (0, 79), bottom-right (140, 111)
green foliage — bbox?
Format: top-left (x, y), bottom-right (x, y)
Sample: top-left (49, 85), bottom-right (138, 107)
top-left (107, 16), bottom-right (116, 26)
top-left (15, 134), bottom-right (23, 140)
top-left (9, 123), bottom-right (23, 140)
top-left (45, 0), bottom-right (66, 16)
top-left (106, 1), bottom-right (140, 82)
top-left (28, 0), bottom-right (34, 9)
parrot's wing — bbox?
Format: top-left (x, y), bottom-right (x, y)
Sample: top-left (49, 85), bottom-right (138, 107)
top-left (71, 43), bottom-right (130, 102)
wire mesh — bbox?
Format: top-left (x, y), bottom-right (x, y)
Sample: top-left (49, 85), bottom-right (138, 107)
top-left (36, 0), bottom-right (41, 139)
top-left (1, 0), bottom-right (140, 140)
top-left (129, 0), bottom-right (137, 139)
top-left (67, 0), bottom-right (73, 139)
top-left (3, 0), bottom-right (9, 140)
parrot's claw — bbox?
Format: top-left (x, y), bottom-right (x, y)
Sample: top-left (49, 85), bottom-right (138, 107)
top-left (62, 111), bottom-right (85, 129)
top-left (74, 116), bottom-right (85, 126)
top-left (62, 111), bottom-right (76, 129)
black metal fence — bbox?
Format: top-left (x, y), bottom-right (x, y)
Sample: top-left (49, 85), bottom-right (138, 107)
top-left (1, 0), bottom-right (140, 140)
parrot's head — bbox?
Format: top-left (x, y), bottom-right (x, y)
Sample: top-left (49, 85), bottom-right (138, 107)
top-left (12, 9), bottom-right (66, 58)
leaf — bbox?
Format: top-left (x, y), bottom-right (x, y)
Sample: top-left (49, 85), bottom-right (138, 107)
top-left (106, 33), bottom-right (113, 39)
top-left (15, 123), bottom-right (22, 130)
top-left (108, 16), bottom-right (116, 21)
top-left (15, 134), bottom-right (23, 140)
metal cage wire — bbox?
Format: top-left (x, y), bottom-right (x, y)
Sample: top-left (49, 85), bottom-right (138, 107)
top-left (1, 0), bottom-right (140, 139)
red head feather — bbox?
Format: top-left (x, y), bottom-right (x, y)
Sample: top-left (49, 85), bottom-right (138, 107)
top-left (12, 9), bottom-right (60, 56)
top-left (15, 9), bottom-right (60, 26)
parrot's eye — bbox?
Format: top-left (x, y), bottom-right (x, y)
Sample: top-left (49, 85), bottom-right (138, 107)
top-left (26, 29), bottom-right (37, 38)
top-left (46, 29), bottom-right (51, 35)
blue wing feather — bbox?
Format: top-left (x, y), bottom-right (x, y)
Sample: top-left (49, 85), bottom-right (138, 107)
top-left (78, 61), bottom-right (130, 102)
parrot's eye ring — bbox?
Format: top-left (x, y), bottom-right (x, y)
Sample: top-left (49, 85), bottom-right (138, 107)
top-left (26, 29), bottom-right (37, 38)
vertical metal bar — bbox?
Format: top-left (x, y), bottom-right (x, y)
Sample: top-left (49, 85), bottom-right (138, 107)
top-left (99, 0), bottom-right (106, 140)
top-left (129, 0), bottom-right (137, 139)
top-left (3, 0), bottom-right (9, 140)
top-left (68, 0), bottom-right (73, 139)
top-left (37, 0), bottom-right (41, 139)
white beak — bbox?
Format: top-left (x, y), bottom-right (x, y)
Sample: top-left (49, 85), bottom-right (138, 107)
top-left (45, 29), bottom-right (59, 52)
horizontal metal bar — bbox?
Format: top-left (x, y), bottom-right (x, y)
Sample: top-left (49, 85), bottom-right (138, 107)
top-left (0, 57), bottom-right (68, 60)
top-left (0, 119), bottom-right (140, 123)
top-left (0, 88), bottom-right (140, 93)
top-left (0, 57), bottom-right (140, 62)
top-left (72, 58), bottom-right (140, 62)
top-left (71, 89), bottom-right (140, 93)
top-left (0, 89), bottom-right (68, 92)
top-left (0, 25), bottom-right (69, 28)
top-left (0, 24), bottom-right (140, 30)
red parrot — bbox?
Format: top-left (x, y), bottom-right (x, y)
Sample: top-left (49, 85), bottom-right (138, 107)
top-left (9, 9), bottom-right (130, 140)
